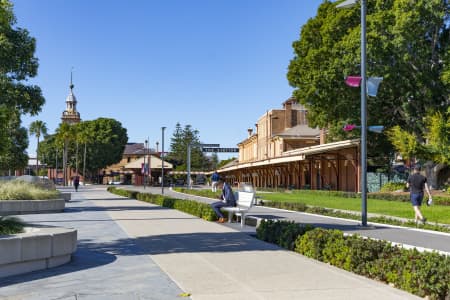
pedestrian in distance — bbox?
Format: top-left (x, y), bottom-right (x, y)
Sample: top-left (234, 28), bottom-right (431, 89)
top-left (211, 171), bottom-right (220, 192)
top-left (211, 179), bottom-right (236, 223)
top-left (74, 175), bottom-right (80, 192)
top-left (406, 164), bottom-right (432, 225)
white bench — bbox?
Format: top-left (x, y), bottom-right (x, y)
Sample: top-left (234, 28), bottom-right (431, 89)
top-left (221, 191), bottom-right (255, 227)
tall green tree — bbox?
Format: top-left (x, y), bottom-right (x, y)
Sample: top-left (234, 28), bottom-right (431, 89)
top-left (287, 0), bottom-right (449, 163)
top-left (81, 118), bottom-right (128, 181)
top-left (387, 108), bottom-right (450, 187)
top-left (0, 1), bottom-right (45, 157)
top-left (0, 112), bottom-right (28, 175)
top-left (29, 120), bottom-right (48, 174)
top-left (41, 118), bottom-right (128, 183)
top-left (56, 123), bottom-right (75, 185)
top-left (166, 123), bottom-right (206, 171)
top-left (76, 121), bottom-right (94, 184)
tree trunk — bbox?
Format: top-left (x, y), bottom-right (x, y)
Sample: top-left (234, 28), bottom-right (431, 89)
top-left (63, 140), bottom-right (68, 186)
top-left (36, 136), bottom-right (39, 176)
top-left (424, 161), bottom-right (446, 189)
top-left (83, 143), bottom-right (86, 185)
top-left (75, 141), bottom-right (79, 175)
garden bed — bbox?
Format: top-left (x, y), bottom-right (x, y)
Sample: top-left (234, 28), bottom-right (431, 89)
top-left (0, 225), bottom-right (77, 278)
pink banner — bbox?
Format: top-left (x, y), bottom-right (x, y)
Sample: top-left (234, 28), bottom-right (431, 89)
top-left (343, 124), bottom-right (357, 131)
top-left (345, 76), bottom-right (362, 87)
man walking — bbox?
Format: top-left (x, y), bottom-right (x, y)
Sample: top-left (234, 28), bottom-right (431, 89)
top-left (406, 165), bottom-right (432, 225)
top-left (211, 171), bottom-right (220, 192)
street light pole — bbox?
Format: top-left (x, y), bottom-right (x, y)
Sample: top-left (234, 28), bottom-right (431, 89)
top-left (161, 127), bottom-right (166, 194)
top-left (187, 143), bottom-right (191, 190)
top-left (337, 0), bottom-right (367, 226)
top-left (360, 0), bottom-right (368, 226)
top-left (143, 139), bottom-right (148, 189)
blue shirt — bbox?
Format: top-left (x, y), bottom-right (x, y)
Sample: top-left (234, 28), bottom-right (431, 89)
top-left (211, 172), bottom-right (220, 182)
top-left (221, 182), bottom-right (236, 206)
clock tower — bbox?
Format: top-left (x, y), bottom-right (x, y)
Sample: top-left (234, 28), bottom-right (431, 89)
top-left (61, 71), bottom-right (81, 124)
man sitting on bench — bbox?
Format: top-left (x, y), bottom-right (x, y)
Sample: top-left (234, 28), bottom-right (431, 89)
top-left (211, 179), bottom-right (236, 223)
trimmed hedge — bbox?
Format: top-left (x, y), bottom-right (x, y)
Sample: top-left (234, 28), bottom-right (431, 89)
top-left (257, 220), bottom-right (450, 300)
top-left (256, 220), bottom-right (313, 250)
top-left (107, 187), bottom-right (218, 221)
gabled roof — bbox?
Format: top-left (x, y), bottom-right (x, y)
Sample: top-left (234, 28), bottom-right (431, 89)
top-left (274, 124), bottom-right (320, 139)
top-left (123, 143), bottom-right (146, 155)
top-left (124, 155), bottom-right (173, 169)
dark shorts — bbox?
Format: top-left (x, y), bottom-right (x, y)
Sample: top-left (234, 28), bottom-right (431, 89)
top-left (410, 192), bottom-right (423, 206)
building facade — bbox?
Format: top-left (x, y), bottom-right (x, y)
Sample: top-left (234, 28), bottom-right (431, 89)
top-left (218, 98), bottom-right (360, 192)
top-left (102, 143), bottom-right (173, 185)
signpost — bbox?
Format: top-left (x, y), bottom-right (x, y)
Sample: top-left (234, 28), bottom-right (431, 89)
top-left (202, 147), bottom-right (239, 153)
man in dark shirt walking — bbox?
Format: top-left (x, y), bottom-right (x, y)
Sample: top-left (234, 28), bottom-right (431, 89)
top-left (406, 165), bottom-right (432, 224)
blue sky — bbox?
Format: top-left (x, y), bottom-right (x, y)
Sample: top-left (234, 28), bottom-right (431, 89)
top-left (13, 0), bottom-right (324, 160)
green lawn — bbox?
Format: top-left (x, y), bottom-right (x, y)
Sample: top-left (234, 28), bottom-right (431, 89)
top-left (259, 191), bottom-right (450, 225)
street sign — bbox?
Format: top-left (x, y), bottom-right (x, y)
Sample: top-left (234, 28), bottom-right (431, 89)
top-left (200, 144), bottom-right (220, 148)
top-left (202, 147), bottom-right (239, 153)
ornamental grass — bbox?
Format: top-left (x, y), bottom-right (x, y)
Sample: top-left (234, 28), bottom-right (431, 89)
top-left (0, 180), bottom-right (60, 200)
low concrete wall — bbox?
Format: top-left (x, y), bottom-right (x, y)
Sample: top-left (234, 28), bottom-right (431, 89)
top-left (0, 226), bottom-right (77, 278)
top-left (0, 199), bottom-right (65, 216)
top-left (60, 193), bottom-right (71, 202)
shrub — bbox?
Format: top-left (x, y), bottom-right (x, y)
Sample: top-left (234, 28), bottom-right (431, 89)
top-left (380, 182), bottom-right (407, 192)
top-left (0, 216), bottom-right (25, 235)
top-left (256, 220), bottom-right (313, 250)
top-left (289, 227), bottom-right (450, 299)
top-left (262, 201), bottom-right (308, 212)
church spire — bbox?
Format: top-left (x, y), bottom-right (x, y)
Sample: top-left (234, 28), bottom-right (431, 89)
top-left (61, 67), bottom-right (81, 124)
top-left (70, 67), bottom-right (74, 91)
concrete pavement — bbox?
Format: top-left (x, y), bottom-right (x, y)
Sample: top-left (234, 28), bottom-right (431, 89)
top-left (135, 185), bottom-right (450, 255)
top-left (1, 186), bottom-right (421, 299)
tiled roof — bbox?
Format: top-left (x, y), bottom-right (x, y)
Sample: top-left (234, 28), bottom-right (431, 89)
top-left (275, 124), bottom-right (321, 138)
top-left (123, 143), bottom-right (145, 155)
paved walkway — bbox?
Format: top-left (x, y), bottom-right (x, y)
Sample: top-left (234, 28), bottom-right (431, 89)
top-left (0, 186), bottom-right (420, 299)
top-left (136, 186), bottom-right (450, 254)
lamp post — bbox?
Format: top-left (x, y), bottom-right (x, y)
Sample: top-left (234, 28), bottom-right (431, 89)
top-left (148, 137), bottom-right (151, 186)
top-left (161, 127), bottom-right (166, 194)
top-left (337, 0), bottom-right (367, 226)
top-left (187, 143), bottom-right (191, 189)
top-left (143, 139), bottom-right (148, 189)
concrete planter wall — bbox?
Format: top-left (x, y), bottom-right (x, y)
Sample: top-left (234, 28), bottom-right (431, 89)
top-left (0, 226), bottom-right (77, 278)
top-left (0, 199), bottom-right (65, 216)
top-left (60, 193), bottom-right (71, 202)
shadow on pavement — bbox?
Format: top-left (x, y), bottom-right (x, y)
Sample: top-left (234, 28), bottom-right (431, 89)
top-left (81, 231), bottom-right (281, 256)
top-left (64, 205), bottom-right (170, 213)
top-left (29, 217), bottom-right (198, 224)
top-left (0, 241), bottom-right (117, 287)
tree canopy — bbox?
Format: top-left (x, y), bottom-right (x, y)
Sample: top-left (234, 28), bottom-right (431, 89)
top-left (39, 118), bottom-right (128, 181)
top-left (0, 0), bottom-right (45, 166)
top-left (287, 0), bottom-right (449, 162)
top-left (166, 122), bottom-right (217, 171)
top-left (0, 112), bottom-right (28, 174)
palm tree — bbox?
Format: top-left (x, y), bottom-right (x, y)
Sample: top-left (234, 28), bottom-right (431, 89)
top-left (29, 120), bottom-right (48, 176)
top-left (56, 123), bottom-right (74, 186)
top-left (76, 122), bottom-right (92, 185)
